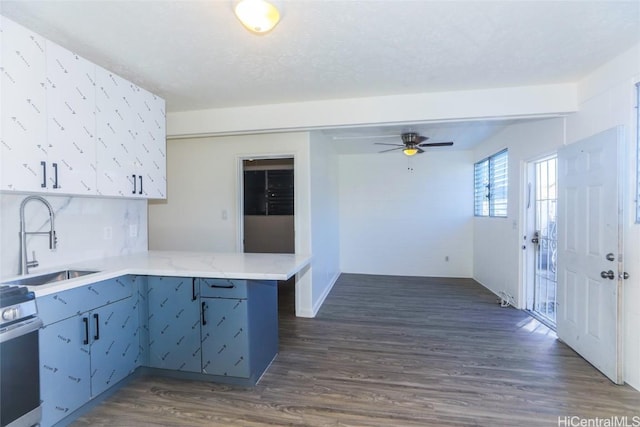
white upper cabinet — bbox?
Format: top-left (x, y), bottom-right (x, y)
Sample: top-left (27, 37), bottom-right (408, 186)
top-left (133, 84), bottom-right (167, 199)
top-left (95, 67), bottom-right (140, 197)
top-left (0, 16), bottom-right (48, 192)
top-left (95, 67), bottom-right (166, 198)
top-left (45, 40), bottom-right (97, 195)
top-left (0, 15), bottom-right (166, 199)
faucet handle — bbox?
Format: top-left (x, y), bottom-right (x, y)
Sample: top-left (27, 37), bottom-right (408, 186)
top-left (27, 251), bottom-right (39, 269)
top-left (50, 230), bottom-right (57, 250)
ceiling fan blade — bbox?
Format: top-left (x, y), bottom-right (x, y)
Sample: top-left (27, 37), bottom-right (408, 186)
top-left (333, 134), bottom-right (400, 140)
top-left (374, 142), bottom-right (404, 147)
top-left (378, 147), bottom-right (404, 153)
top-left (418, 141), bottom-right (454, 147)
top-left (417, 147), bottom-right (425, 154)
top-left (415, 136), bottom-right (428, 144)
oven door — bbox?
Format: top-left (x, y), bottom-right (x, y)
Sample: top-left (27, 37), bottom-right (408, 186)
top-left (0, 317), bottom-right (43, 427)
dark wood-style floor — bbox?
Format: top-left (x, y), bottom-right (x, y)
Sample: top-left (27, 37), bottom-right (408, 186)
top-left (73, 274), bottom-right (640, 426)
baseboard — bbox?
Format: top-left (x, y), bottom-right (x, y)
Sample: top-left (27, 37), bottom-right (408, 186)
top-left (472, 276), bottom-right (521, 309)
top-left (298, 271), bottom-right (340, 318)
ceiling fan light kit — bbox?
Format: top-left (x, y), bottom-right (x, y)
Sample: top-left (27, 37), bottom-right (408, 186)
top-left (374, 132), bottom-right (454, 156)
top-left (234, 0), bottom-right (281, 34)
top-left (403, 147), bottom-right (419, 156)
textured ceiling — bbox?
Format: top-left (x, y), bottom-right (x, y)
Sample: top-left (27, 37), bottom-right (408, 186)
top-left (1, 1), bottom-right (638, 151)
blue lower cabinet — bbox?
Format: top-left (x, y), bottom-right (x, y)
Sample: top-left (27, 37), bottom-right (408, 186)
top-left (39, 315), bottom-right (91, 426)
top-left (147, 276), bottom-right (201, 372)
top-left (201, 298), bottom-right (250, 377)
top-left (38, 277), bottom-right (138, 427)
top-left (90, 295), bottom-right (139, 396)
top-left (198, 279), bottom-right (278, 382)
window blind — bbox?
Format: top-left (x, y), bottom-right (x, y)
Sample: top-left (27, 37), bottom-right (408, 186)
top-left (490, 149), bottom-right (508, 217)
top-left (474, 160), bottom-right (489, 216)
top-left (474, 149), bottom-right (508, 217)
top-left (636, 82), bottom-right (640, 223)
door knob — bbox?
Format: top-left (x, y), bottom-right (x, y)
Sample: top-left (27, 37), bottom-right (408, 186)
top-left (620, 272), bottom-right (630, 280)
top-left (600, 270), bottom-right (615, 280)
top-left (531, 231), bottom-right (540, 244)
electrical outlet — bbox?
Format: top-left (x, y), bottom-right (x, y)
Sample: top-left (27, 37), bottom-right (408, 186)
top-left (129, 224), bottom-right (138, 237)
top-left (103, 227), bottom-right (113, 240)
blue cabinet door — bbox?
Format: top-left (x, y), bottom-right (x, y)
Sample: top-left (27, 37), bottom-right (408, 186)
top-left (39, 315), bottom-right (91, 427)
top-left (201, 298), bottom-right (250, 378)
top-left (38, 276), bottom-right (138, 426)
top-left (90, 295), bottom-right (139, 396)
top-left (147, 276), bottom-right (201, 372)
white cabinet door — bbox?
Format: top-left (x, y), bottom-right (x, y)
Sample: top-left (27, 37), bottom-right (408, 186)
top-left (95, 67), bottom-right (166, 199)
top-left (133, 87), bottom-right (166, 199)
top-left (0, 16), bottom-right (48, 192)
top-left (95, 66), bottom-right (140, 197)
top-left (45, 41), bottom-right (97, 195)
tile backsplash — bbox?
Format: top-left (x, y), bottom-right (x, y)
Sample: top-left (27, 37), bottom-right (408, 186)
top-left (0, 193), bottom-right (148, 279)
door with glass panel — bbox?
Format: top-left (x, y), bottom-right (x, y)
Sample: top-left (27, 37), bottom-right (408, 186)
top-left (528, 156), bottom-right (558, 327)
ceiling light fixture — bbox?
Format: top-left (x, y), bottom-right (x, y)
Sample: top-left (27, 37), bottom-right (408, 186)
top-left (403, 145), bottom-right (419, 156)
top-left (234, 0), bottom-right (281, 34)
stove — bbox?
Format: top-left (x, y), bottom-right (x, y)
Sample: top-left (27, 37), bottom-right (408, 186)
top-left (0, 285), bottom-right (42, 427)
top-left (0, 286), bottom-right (37, 326)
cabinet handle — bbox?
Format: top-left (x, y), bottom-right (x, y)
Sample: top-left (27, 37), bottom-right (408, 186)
top-left (41, 161), bottom-right (47, 188)
top-left (139, 175), bottom-right (143, 195)
top-left (132, 174), bottom-right (137, 194)
top-left (82, 317), bottom-right (89, 345)
top-left (209, 284), bottom-right (235, 289)
top-left (201, 301), bottom-right (207, 326)
top-left (52, 163), bottom-right (59, 189)
top-left (93, 313), bottom-right (100, 340)
top-left (192, 278), bottom-right (197, 301)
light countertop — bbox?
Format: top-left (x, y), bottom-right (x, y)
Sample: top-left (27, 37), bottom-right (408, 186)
top-left (5, 251), bottom-right (311, 297)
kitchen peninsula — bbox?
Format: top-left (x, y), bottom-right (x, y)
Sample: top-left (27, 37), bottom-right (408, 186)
top-left (26, 251), bottom-right (311, 296)
top-left (18, 250), bottom-right (311, 427)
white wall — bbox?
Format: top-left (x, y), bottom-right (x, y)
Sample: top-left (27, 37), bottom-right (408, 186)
top-left (0, 193), bottom-right (147, 279)
top-left (309, 132), bottom-right (341, 315)
top-left (167, 84), bottom-right (577, 138)
top-left (472, 42), bottom-right (640, 390)
top-left (472, 118), bottom-right (565, 304)
top-left (147, 132), bottom-right (320, 317)
top-left (566, 43), bottom-right (640, 391)
top-left (339, 149), bottom-right (474, 277)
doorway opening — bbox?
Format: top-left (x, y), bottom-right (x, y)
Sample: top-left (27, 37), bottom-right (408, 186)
top-left (241, 157), bottom-right (296, 315)
top-left (525, 155), bottom-right (558, 329)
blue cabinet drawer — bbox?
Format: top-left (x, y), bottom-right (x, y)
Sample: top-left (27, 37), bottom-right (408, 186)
top-left (199, 278), bottom-right (247, 299)
top-left (37, 276), bottom-right (133, 326)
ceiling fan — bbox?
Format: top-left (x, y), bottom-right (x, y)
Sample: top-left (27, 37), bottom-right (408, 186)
top-left (375, 132), bottom-right (453, 156)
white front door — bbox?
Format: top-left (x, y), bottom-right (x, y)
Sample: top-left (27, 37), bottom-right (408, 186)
top-left (556, 126), bottom-right (624, 384)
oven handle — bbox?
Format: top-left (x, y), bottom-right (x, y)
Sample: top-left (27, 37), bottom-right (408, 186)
top-left (0, 317), bottom-right (43, 344)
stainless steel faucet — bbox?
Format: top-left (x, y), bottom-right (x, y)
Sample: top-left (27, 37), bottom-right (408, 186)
top-left (19, 195), bottom-right (57, 275)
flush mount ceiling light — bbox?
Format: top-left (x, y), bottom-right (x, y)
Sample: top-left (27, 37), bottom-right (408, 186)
top-left (234, 0), bottom-right (281, 34)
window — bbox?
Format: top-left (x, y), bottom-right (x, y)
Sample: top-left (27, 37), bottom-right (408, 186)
top-left (474, 149), bottom-right (508, 217)
top-left (244, 169), bottom-right (294, 215)
top-left (636, 82), bottom-right (640, 223)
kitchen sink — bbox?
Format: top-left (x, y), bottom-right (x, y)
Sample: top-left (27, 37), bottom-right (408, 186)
top-left (2, 269), bottom-right (100, 287)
